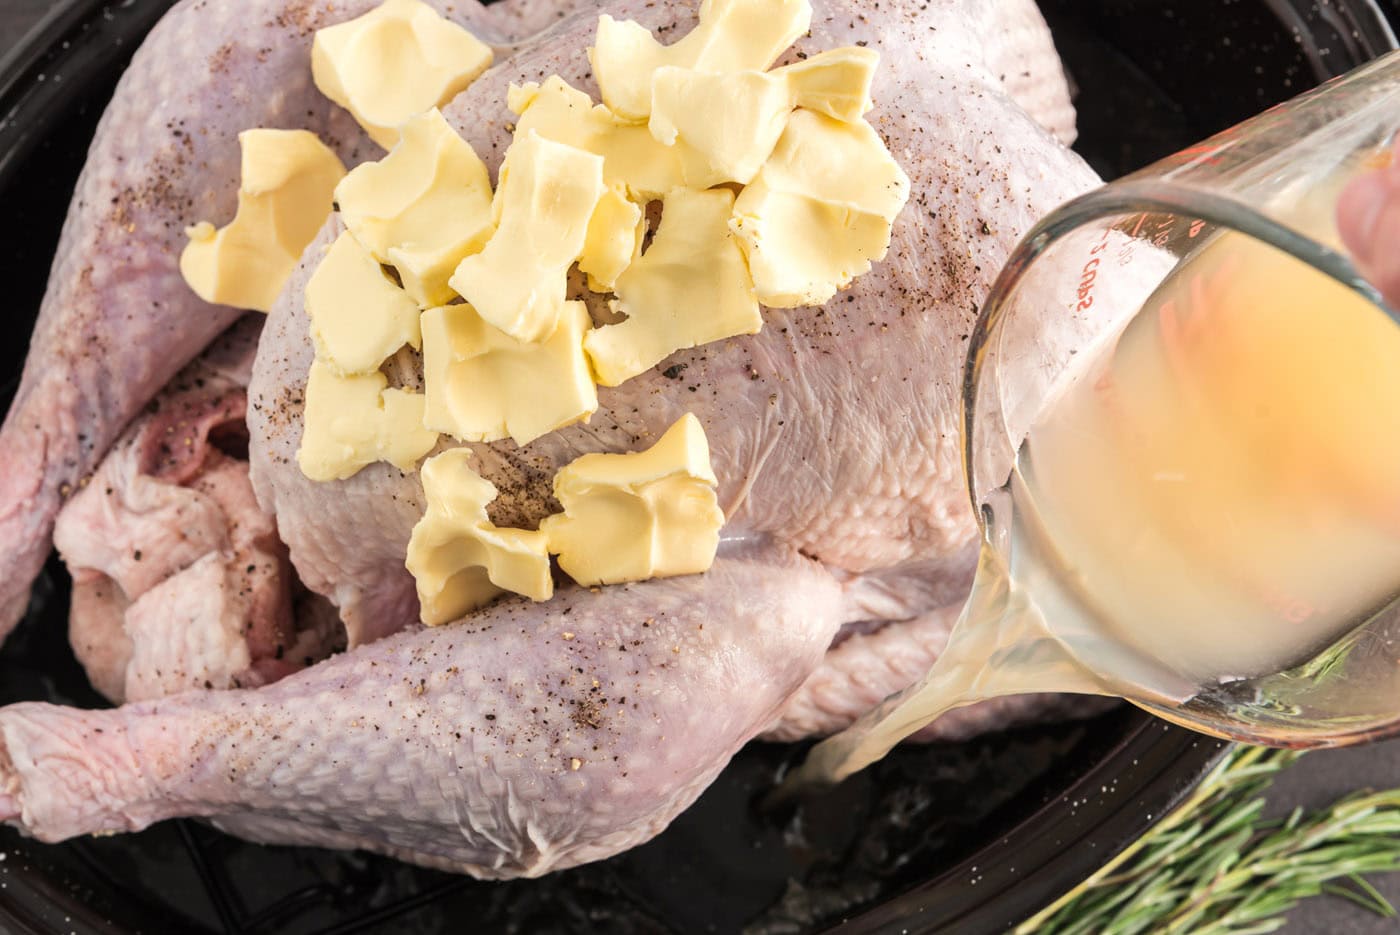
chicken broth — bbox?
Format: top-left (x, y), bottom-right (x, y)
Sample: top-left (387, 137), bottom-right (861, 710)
top-left (791, 226), bottom-right (1400, 785)
top-left (1018, 230), bottom-right (1400, 683)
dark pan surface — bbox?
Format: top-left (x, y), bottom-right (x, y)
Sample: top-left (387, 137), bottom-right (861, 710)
top-left (0, 1), bottom-right (1391, 932)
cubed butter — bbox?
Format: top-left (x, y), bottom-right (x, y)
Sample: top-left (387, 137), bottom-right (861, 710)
top-left (579, 184), bottom-right (644, 293)
top-left (649, 68), bottom-right (793, 188)
top-left (449, 131), bottom-right (606, 343)
top-left (585, 188), bottom-right (761, 387)
top-left (180, 129), bottom-right (346, 313)
top-left (590, 0), bottom-right (812, 120)
top-left (730, 109), bottom-right (910, 307)
top-left (730, 185), bottom-right (894, 308)
top-left (751, 109), bottom-right (909, 222)
top-left (406, 448), bottom-right (553, 625)
top-left (312, 0), bottom-right (493, 149)
top-left (334, 109), bottom-right (495, 307)
top-left (540, 414), bottom-right (724, 587)
top-left (508, 77), bottom-right (686, 201)
top-left (307, 231), bottom-right (422, 374)
top-left (422, 301), bottom-right (597, 446)
top-left (646, 48), bottom-right (882, 189)
top-left (297, 360), bottom-right (439, 482)
top-left (775, 47), bottom-right (879, 123)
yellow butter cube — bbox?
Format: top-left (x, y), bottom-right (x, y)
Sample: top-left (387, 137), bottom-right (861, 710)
top-left (730, 109), bottom-right (910, 307)
top-left (181, 129), bottom-right (346, 313)
top-left (579, 184), bottom-right (645, 293)
top-left (422, 301), bottom-right (597, 446)
top-left (775, 47), bottom-right (880, 123)
top-left (334, 110), bottom-right (495, 308)
top-left (541, 414), bottom-right (724, 587)
top-left (585, 188), bottom-right (760, 387)
top-left (297, 360), bottom-right (439, 482)
top-left (306, 231), bottom-right (422, 374)
top-left (649, 68), bottom-right (793, 188)
top-left (449, 131), bottom-right (605, 343)
top-left (590, 0), bottom-right (812, 120)
top-left (312, 0), bottom-right (493, 149)
top-left (508, 77), bottom-right (686, 201)
top-left (407, 448), bottom-right (553, 625)
top-left (645, 47), bottom-right (882, 188)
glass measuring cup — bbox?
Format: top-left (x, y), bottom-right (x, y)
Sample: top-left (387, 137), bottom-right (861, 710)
top-left (969, 50), bottom-right (1400, 746)
top-left (786, 51), bottom-right (1400, 789)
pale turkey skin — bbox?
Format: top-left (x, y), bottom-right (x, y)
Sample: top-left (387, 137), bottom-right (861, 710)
top-left (0, 0), bottom-right (1112, 877)
top-left (0, 547), bottom-right (844, 877)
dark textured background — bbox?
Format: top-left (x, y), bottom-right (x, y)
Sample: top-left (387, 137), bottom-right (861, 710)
top-left (1, 1), bottom-right (1399, 932)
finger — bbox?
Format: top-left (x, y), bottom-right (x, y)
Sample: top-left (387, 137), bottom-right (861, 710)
top-left (1337, 153), bottom-right (1400, 308)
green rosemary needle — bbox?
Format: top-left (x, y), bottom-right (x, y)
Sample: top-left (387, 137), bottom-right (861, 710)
top-left (1018, 746), bottom-right (1400, 934)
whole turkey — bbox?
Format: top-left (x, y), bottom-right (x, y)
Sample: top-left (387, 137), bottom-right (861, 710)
top-left (0, 0), bottom-right (1105, 878)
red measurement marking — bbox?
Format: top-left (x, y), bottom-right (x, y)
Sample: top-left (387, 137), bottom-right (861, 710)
top-left (1075, 229), bottom-right (1113, 312)
top-left (1188, 219), bottom-right (1206, 238)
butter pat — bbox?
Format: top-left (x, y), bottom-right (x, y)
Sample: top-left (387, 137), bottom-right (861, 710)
top-left (334, 110), bottom-right (495, 307)
top-left (585, 188), bottom-right (761, 387)
top-left (297, 360), bottom-right (439, 482)
top-left (775, 47), bottom-right (879, 123)
top-left (422, 301), bottom-right (597, 446)
top-left (649, 68), bottom-right (792, 187)
top-left (590, 0), bottom-right (813, 120)
top-left (751, 109), bottom-right (909, 222)
top-left (730, 188), bottom-right (893, 308)
top-left (407, 448), bottom-right (553, 625)
top-left (509, 77), bottom-right (686, 200)
top-left (312, 0), bottom-right (493, 149)
top-left (579, 184), bottom-right (644, 293)
top-left (181, 129), bottom-right (346, 313)
top-left (730, 109), bottom-right (910, 307)
top-left (647, 47), bottom-right (882, 188)
top-left (307, 232), bottom-right (422, 374)
top-left (540, 414), bottom-right (724, 587)
top-left (450, 131), bottom-right (605, 343)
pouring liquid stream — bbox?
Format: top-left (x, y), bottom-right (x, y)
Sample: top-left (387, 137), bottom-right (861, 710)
top-left (789, 226), bottom-right (1400, 788)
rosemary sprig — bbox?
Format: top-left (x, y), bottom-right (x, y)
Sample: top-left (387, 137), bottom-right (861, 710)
top-left (1017, 745), bottom-right (1400, 934)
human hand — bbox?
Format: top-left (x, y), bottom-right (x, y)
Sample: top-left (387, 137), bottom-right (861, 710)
top-left (1337, 145), bottom-right (1400, 309)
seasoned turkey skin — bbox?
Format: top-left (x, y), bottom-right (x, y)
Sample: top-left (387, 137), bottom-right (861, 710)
top-left (0, 547), bottom-right (844, 877)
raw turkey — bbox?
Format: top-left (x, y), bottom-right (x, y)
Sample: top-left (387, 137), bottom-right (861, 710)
top-left (0, 0), bottom-right (1105, 878)
top-left (53, 316), bottom-right (342, 704)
